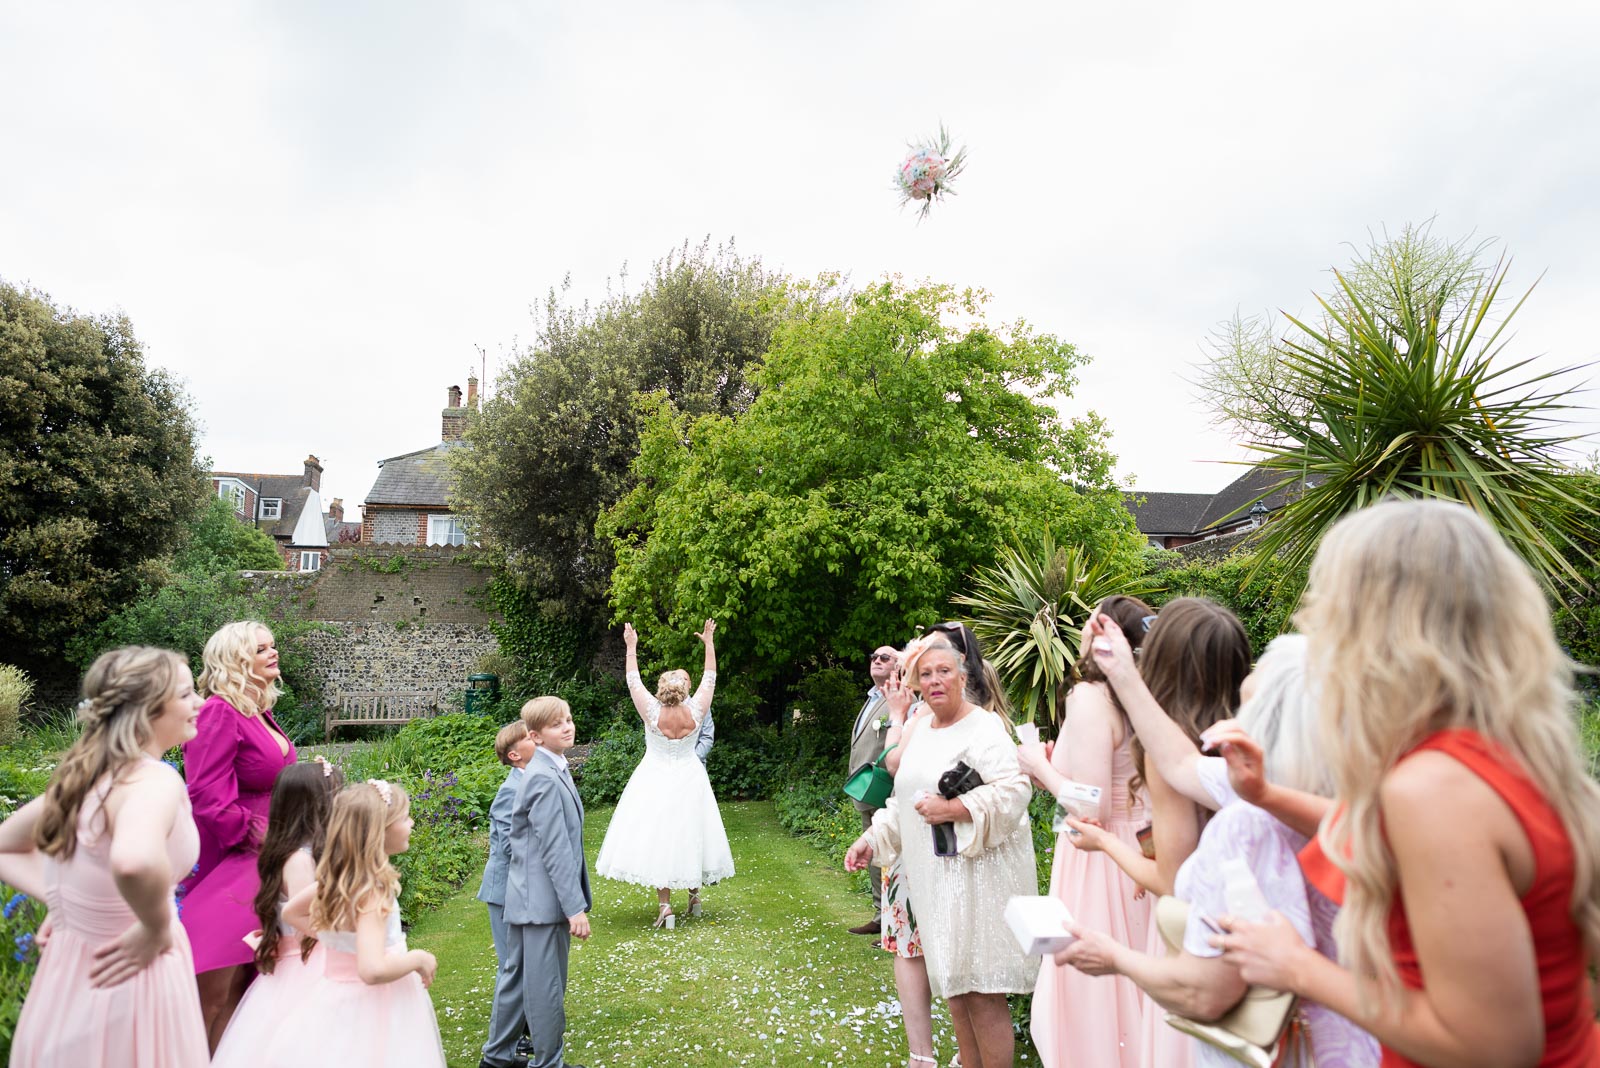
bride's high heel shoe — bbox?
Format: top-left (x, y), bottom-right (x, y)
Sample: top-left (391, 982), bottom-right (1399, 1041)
top-left (687, 891), bottom-right (702, 918)
top-left (653, 903), bottom-right (675, 930)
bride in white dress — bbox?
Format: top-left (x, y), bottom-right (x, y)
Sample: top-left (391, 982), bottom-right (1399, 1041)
top-left (594, 619), bottom-right (736, 929)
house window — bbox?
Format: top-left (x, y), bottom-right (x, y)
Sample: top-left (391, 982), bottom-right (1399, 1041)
top-left (259, 498), bottom-right (282, 520)
top-left (299, 551), bottom-right (322, 572)
top-left (427, 514), bottom-right (467, 547)
top-left (218, 482), bottom-right (247, 511)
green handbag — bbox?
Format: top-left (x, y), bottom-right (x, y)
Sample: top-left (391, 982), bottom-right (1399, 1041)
top-left (843, 745), bottom-right (898, 808)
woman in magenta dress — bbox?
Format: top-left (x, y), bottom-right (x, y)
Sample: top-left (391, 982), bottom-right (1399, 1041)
top-left (180, 619), bottom-right (297, 1050)
top-left (0, 646), bottom-right (209, 1068)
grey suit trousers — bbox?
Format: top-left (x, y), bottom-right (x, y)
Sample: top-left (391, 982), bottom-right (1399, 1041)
top-left (481, 903), bottom-right (525, 1065)
top-left (516, 921), bottom-right (572, 1068)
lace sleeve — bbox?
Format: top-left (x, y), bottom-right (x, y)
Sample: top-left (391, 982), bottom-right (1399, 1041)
top-left (626, 669), bottom-right (659, 729)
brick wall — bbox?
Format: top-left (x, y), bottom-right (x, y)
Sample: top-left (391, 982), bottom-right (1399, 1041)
top-left (241, 545), bottom-right (499, 707)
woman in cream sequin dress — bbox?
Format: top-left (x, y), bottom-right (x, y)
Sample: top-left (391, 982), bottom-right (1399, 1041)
top-left (848, 633), bottom-right (1036, 1068)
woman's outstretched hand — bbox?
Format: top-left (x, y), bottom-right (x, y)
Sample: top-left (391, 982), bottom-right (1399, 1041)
top-left (844, 836), bottom-right (874, 872)
top-left (623, 622), bottom-right (638, 649)
top-left (695, 619), bottom-right (716, 645)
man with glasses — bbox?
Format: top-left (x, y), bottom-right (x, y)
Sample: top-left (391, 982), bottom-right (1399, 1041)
top-left (846, 645), bottom-right (900, 935)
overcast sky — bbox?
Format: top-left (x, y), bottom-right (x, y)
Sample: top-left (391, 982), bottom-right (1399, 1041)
top-left (4, 1), bottom-right (1598, 517)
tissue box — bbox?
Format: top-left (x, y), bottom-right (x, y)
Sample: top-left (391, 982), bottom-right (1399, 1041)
top-left (1004, 895), bottom-right (1075, 956)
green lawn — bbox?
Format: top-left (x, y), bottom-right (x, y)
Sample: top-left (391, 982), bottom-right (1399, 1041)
top-left (412, 801), bottom-right (1040, 1067)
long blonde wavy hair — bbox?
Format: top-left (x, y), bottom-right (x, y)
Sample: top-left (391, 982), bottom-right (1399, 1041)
top-left (1300, 499), bottom-right (1600, 1004)
top-left (197, 620), bottom-right (281, 716)
top-left (36, 647), bottom-right (187, 859)
top-left (311, 781), bottom-right (408, 932)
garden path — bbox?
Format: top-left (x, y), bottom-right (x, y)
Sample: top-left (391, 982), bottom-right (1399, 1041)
top-left (411, 801), bottom-right (1038, 1067)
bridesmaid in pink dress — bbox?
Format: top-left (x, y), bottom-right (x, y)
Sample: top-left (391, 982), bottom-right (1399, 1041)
top-left (0, 646), bottom-right (208, 1068)
top-left (180, 620), bottom-right (297, 1050)
top-left (1017, 595), bottom-right (1156, 1068)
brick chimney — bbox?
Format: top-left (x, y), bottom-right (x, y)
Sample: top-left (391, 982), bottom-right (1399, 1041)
top-left (303, 454), bottom-right (323, 491)
top-left (466, 373), bottom-right (479, 412)
top-left (327, 497), bottom-right (344, 522)
top-left (442, 384), bottom-right (468, 441)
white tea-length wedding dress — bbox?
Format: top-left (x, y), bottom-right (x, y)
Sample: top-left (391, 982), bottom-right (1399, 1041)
top-left (594, 673), bottom-right (735, 890)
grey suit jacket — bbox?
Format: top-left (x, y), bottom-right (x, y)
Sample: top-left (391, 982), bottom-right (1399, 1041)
top-left (476, 767), bottom-right (521, 906)
top-left (847, 691), bottom-right (889, 813)
top-left (503, 755), bottom-right (592, 925)
top-left (694, 705), bottom-right (715, 764)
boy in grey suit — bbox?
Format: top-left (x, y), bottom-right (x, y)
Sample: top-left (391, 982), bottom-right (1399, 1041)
top-left (479, 721), bottom-right (539, 1068)
top-left (504, 696), bottom-right (592, 1068)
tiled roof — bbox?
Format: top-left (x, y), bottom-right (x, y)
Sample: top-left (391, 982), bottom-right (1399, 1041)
top-left (210, 471), bottom-right (314, 540)
top-left (363, 442), bottom-right (467, 508)
top-left (1125, 466), bottom-right (1323, 537)
top-left (1123, 491), bottom-right (1214, 535)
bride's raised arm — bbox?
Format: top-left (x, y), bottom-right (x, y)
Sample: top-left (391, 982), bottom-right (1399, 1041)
top-left (692, 618), bottom-right (717, 709)
top-left (622, 623), bottom-right (654, 723)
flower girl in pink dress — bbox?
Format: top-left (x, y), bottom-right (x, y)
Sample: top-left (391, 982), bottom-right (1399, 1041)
top-left (0, 646), bottom-right (209, 1068)
top-left (210, 759), bottom-right (343, 1066)
top-left (272, 779), bottom-right (444, 1067)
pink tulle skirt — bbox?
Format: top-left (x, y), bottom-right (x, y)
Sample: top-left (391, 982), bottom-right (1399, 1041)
top-left (1030, 823), bottom-right (1152, 1068)
top-left (211, 945), bottom-right (445, 1068)
top-left (10, 919), bottom-right (208, 1068)
top-left (210, 938), bottom-right (328, 1068)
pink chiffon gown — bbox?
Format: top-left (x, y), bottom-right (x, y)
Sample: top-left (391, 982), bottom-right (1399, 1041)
top-left (210, 848), bottom-right (328, 1067)
top-left (11, 758), bottom-right (208, 1067)
top-left (1030, 730), bottom-right (1152, 1068)
top-left (179, 695), bottom-right (296, 974)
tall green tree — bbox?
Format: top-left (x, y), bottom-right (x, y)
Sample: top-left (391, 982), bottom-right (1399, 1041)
top-left (452, 239), bottom-right (794, 624)
top-left (0, 282), bottom-right (206, 669)
top-left (600, 279), bottom-right (1144, 694)
top-left (1206, 234), bottom-right (1596, 597)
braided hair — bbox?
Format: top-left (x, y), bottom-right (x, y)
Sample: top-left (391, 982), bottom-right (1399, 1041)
top-left (35, 647), bottom-right (187, 859)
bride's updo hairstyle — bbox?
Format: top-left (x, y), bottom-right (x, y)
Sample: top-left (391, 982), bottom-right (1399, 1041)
top-left (655, 669), bottom-right (691, 707)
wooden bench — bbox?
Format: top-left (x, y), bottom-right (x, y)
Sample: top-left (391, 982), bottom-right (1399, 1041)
top-left (325, 690), bottom-right (439, 739)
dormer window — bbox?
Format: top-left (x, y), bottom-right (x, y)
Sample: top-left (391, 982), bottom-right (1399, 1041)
top-left (259, 498), bottom-right (282, 520)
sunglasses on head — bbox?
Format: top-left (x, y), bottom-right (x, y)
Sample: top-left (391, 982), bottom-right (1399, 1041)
top-left (925, 621), bottom-right (968, 651)
top-left (1141, 615), bottom-right (1158, 633)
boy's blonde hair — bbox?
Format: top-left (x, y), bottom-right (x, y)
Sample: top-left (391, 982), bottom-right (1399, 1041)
top-left (520, 695), bottom-right (571, 734)
top-left (495, 720), bottom-right (530, 765)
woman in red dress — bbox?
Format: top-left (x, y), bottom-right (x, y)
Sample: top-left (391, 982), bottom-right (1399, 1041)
top-left (1213, 500), bottom-right (1600, 1068)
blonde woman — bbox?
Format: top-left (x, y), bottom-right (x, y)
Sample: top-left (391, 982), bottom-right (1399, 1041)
top-left (180, 620), bottom-right (298, 1049)
top-left (1214, 500), bottom-right (1600, 1067)
top-left (0, 646), bottom-right (209, 1067)
top-left (595, 619), bottom-right (735, 928)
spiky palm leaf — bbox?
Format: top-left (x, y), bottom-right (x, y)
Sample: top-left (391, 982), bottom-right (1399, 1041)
top-left (952, 531), bottom-right (1159, 728)
top-left (1240, 256), bottom-right (1595, 600)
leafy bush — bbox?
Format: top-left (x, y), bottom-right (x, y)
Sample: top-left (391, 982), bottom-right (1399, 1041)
top-left (0, 666), bottom-right (32, 746)
top-left (395, 769), bottom-right (488, 921)
top-left (1143, 550), bottom-right (1305, 658)
top-left (575, 718), bottom-right (646, 806)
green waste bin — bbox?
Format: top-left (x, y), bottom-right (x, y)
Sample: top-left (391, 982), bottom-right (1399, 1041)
top-left (464, 673), bottom-right (500, 715)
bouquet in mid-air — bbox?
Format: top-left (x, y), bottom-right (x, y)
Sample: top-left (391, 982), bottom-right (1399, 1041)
top-left (895, 124), bottom-right (968, 220)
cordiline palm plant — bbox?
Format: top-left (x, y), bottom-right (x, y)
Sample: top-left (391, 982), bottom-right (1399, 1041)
top-left (953, 531), bottom-right (1158, 729)
top-left (1242, 255), bottom-right (1596, 599)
